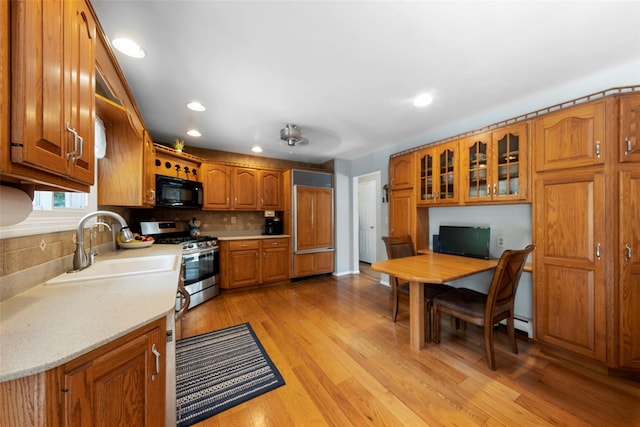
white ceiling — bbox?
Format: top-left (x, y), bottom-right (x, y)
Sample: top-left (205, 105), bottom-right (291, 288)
top-left (91, 1), bottom-right (640, 164)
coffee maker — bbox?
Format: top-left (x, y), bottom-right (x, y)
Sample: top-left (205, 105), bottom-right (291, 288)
top-left (263, 216), bottom-right (283, 235)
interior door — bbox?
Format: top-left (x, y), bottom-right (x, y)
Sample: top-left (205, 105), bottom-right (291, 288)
top-left (358, 179), bottom-right (376, 263)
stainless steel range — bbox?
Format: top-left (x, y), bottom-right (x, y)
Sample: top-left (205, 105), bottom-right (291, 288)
top-left (140, 221), bottom-right (220, 315)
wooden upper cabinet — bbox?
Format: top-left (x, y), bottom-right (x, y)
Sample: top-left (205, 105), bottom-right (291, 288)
top-left (233, 167), bottom-right (258, 209)
top-left (416, 141), bottom-right (459, 206)
top-left (389, 188), bottom-right (415, 240)
top-left (10, 0), bottom-right (96, 186)
top-left (389, 153), bottom-right (415, 189)
top-left (202, 163), bottom-right (232, 209)
top-left (534, 100), bottom-right (607, 171)
top-left (259, 169), bottom-right (283, 210)
top-left (461, 123), bottom-right (529, 203)
top-left (143, 132), bottom-right (156, 206)
top-left (619, 94), bottom-right (640, 163)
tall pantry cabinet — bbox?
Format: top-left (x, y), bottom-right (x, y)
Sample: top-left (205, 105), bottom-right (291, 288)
top-left (533, 93), bottom-right (640, 372)
top-left (616, 94), bottom-right (640, 370)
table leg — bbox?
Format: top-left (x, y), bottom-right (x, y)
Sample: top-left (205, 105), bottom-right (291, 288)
top-left (409, 280), bottom-right (425, 350)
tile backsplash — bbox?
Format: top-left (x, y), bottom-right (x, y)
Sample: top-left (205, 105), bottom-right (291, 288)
top-left (1, 209), bottom-right (275, 301)
top-left (0, 228), bottom-right (114, 301)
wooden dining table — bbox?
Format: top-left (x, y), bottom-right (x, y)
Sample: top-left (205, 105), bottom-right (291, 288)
top-left (371, 251), bottom-right (498, 350)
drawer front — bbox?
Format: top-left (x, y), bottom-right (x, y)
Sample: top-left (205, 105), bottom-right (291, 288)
top-left (262, 238), bottom-right (289, 248)
top-left (229, 240), bottom-right (260, 251)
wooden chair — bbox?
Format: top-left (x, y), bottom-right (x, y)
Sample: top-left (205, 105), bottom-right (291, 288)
top-left (432, 244), bottom-right (535, 370)
top-left (381, 235), bottom-right (454, 341)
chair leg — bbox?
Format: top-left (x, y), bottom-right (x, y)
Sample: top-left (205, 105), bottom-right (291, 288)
top-left (433, 305), bottom-right (441, 344)
top-left (484, 323), bottom-right (496, 370)
top-left (507, 316), bottom-right (518, 354)
top-left (425, 301), bottom-right (432, 343)
top-left (392, 282), bottom-right (399, 322)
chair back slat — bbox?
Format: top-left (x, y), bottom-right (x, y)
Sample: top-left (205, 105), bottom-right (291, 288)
top-left (382, 235), bottom-right (416, 260)
top-left (485, 244), bottom-right (535, 319)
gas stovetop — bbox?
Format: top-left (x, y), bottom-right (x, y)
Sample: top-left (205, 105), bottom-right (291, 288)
top-left (139, 220), bottom-right (218, 251)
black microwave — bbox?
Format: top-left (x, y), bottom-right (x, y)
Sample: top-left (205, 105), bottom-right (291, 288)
top-left (156, 175), bottom-right (203, 208)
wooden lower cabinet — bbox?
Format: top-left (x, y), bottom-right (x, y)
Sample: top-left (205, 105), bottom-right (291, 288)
top-left (293, 251), bottom-right (334, 277)
top-left (0, 318), bottom-right (166, 427)
top-left (534, 169), bottom-right (607, 362)
top-left (221, 238), bottom-right (290, 288)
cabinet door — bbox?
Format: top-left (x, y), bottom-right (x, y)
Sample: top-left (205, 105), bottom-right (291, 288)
top-left (64, 0), bottom-right (95, 184)
top-left (434, 141), bottom-right (458, 204)
top-left (295, 186), bottom-right (333, 250)
top-left (228, 248), bottom-right (261, 287)
top-left (619, 169), bottom-right (640, 369)
top-left (259, 169), bottom-right (282, 210)
top-left (534, 101), bottom-right (607, 171)
top-left (491, 123), bottom-right (528, 202)
top-left (389, 189), bottom-right (415, 241)
top-left (61, 319), bottom-right (165, 427)
top-left (233, 167), bottom-right (258, 209)
top-left (11, 0), bottom-right (95, 185)
top-left (262, 239), bottom-right (290, 282)
top-left (534, 170), bottom-right (607, 362)
top-left (202, 163), bottom-right (231, 209)
top-left (461, 133), bottom-right (492, 203)
top-left (416, 147), bottom-right (437, 204)
top-left (143, 132), bottom-right (156, 206)
top-left (619, 95), bottom-right (640, 163)
top-left (389, 153), bottom-right (414, 189)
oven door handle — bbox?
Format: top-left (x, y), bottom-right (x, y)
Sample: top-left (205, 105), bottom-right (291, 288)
top-left (175, 277), bottom-right (190, 321)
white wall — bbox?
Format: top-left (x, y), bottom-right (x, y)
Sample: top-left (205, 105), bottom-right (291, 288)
top-left (429, 204), bottom-right (533, 320)
top-left (342, 60), bottom-right (639, 317)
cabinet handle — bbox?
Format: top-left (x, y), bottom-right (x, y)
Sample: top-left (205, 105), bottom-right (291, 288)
top-left (596, 243), bottom-right (601, 260)
top-left (65, 122), bottom-right (79, 160)
top-left (625, 243), bottom-right (633, 262)
top-left (72, 133), bottom-right (84, 164)
top-left (487, 185), bottom-right (491, 196)
top-left (595, 140), bottom-right (601, 158)
top-left (624, 137), bottom-right (632, 156)
top-left (493, 184), bottom-right (497, 196)
top-left (151, 344), bottom-right (161, 381)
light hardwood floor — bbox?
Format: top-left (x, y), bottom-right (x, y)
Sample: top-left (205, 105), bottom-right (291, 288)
top-left (180, 264), bottom-right (640, 426)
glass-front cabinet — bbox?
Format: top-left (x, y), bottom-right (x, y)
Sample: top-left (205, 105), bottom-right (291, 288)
top-left (416, 140), bottom-right (459, 206)
top-left (461, 123), bottom-right (529, 203)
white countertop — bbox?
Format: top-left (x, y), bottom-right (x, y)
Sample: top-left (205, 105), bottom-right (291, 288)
top-left (0, 244), bottom-right (183, 382)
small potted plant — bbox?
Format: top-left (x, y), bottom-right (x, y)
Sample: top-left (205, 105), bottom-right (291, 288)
top-left (173, 139), bottom-right (185, 153)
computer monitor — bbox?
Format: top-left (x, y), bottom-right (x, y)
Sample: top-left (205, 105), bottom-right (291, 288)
top-left (438, 225), bottom-right (491, 259)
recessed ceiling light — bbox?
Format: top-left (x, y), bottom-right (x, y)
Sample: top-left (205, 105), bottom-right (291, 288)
top-left (413, 93), bottom-right (433, 108)
top-left (187, 102), bottom-right (206, 112)
top-left (186, 130), bottom-right (201, 137)
top-left (111, 38), bottom-right (145, 58)
top-left (251, 146), bottom-right (263, 153)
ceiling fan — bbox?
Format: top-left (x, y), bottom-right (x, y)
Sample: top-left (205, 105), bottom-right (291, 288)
top-left (280, 124), bottom-right (309, 147)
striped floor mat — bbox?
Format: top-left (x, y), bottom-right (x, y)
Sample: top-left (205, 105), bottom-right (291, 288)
top-left (176, 323), bottom-right (285, 426)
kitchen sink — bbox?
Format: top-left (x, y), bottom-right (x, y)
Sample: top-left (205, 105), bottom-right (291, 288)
top-left (46, 254), bottom-right (180, 285)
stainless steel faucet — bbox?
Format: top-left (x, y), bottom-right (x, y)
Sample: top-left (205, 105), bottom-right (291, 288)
top-left (89, 221), bottom-right (112, 265)
top-left (73, 211), bottom-right (134, 271)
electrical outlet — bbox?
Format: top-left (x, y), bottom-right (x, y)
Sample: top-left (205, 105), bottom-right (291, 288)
top-left (497, 235), bottom-right (505, 248)
top-left (231, 216), bottom-right (237, 224)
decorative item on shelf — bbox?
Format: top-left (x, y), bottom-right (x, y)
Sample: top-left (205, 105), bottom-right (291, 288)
top-left (189, 217), bottom-right (201, 237)
top-left (174, 139), bottom-right (185, 153)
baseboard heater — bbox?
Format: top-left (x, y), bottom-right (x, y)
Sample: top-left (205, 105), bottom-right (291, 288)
top-left (502, 317), bottom-right (533, 339)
